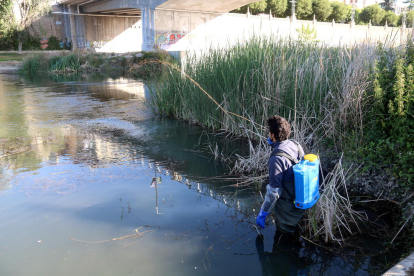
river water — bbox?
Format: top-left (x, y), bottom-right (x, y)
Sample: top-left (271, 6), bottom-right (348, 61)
top-left (0, 73), bottom-right (398, 275)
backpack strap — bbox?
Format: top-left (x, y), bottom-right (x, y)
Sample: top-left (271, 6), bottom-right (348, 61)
top-left (271, 151), bottom-right (299, 164)
top-left (270, 140), bottom-right (303, 164)
top-left (290, 139), bottom-right (304, 160)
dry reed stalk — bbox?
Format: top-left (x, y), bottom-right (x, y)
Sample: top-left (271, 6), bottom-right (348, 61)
top-left (304, 155), bottom-right (364, 244)
top-left (69, 227), bottom-right (156, 246)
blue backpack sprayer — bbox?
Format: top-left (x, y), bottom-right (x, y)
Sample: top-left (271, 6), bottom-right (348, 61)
top-left (273, 143), bottom-right (320, 210)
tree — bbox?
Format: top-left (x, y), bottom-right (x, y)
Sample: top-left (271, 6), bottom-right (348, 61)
top-left (403, 0), bottom-right (414, 11)
top-left (354, 9), bottom-right (364, 24)
top-left (313, 0), bottom-right (333, 21)
top-left (0, 0), bottom-right (14, 37)
top-left (233, 0), bottom-right (268, 15)
top-left (1, 0), bottom-right (50, 51)
top-left (329, 1), bottom-right (350, 22)
top-left (398, 10), bottom-right (414, 26)
top-left (359, 4), bottom-right (386, 25)
top-left (296, 0), bottom-right (313, 19)
top-left (381, 10), bottom-right (399, 26)
top-left (266, 0), bottom-right (288, 17)
top-left (380, 0), bottom-right (395, 11)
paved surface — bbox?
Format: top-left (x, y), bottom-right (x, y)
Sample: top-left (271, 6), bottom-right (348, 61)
top-left (383, 252), bottom-right (414, 275)
top-left (0, 61), bottom-right (21, 74)
top-left (0, 67), bottom-right (19, 74)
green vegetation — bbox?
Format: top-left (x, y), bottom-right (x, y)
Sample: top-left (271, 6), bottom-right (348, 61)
top-left (0, 53), bottom-right (24, 61)
top-left (398, 10), bottom-right (414, 27)
top-left (313, 0), bottom-right (333, 22)
top-left (296, 24), bottom-right (318, 42)
top-left (232, 0), bottom-right (267, 14)
top-left (296, 0), bottom-right (314, 19)
top-left (368, 41), bottom-right (414, 185)
top-left (46, 36), bottom-right (61, 50)
top-left (328, 1), bottom-right (350, 22)
top-left (382, 10), bottom-right (399, 26)
top-left (266, 0), bottom-right (288, 17)
top-left (18, 51), bottom-right (172, 77)
top-left (152, 38), bottom-right (373, 145)
top-left (360, 4), bottom-right (386, 25)
top-left (380, 0), bottom-right (396, 11)
top-left (404, 0), bottom-right (414, 10)
top-left (232, 0), bottom-right (409, 26)
top-left (0, 0), bottom-right (13, 37)
top-left (0, 0), bottom-right (50, 51)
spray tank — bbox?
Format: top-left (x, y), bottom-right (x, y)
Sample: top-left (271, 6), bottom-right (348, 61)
top-left (293, 154), bottom-right (320, 209)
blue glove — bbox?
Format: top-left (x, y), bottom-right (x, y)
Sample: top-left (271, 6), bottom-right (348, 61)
top-left (256, 210), bottom-right (269, 229)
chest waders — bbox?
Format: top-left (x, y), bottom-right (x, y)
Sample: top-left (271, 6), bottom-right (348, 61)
top-left (271, 144), bottom-right (305, 234)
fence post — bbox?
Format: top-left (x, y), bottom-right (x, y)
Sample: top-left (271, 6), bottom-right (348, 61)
top-left (350, 17), bottom-right (355, 46)
top-left (401, 20), bottom-right (406, 46)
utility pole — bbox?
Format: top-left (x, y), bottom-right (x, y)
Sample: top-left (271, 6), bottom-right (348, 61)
top-left (290, 0), bottom-right (297, 21)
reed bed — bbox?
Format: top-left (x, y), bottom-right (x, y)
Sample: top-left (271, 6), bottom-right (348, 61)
top-left (153, 38), bottom-right (385, 153)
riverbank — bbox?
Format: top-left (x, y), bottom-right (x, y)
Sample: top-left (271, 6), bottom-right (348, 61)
top-left (0, 51), bottom-right (70, 74)
top-left (383, 252), bottom-right (414, 276)
top-left (16, 51), bottom-right (173, 78)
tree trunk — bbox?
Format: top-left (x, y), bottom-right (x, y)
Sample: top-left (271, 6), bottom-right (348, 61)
top-left (18, 32), bottom-right (22, 53)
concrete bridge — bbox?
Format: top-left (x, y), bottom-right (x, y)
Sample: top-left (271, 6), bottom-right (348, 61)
top-left (52, 0), bottom-right (410, 54)
top-left (55, 0), bottom-right (257, 52)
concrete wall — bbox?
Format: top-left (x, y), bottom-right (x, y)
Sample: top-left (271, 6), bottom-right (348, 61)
top-left (25, 5), bottom-right (142, 52)
top-left (83, 17), bottom-right (142, 52)
top-left (155, 9), bottom-right (220, 50)
top-left (25, 5), bottom-right (65, 40)
top-left (154, 12), bottom-right (413, 52)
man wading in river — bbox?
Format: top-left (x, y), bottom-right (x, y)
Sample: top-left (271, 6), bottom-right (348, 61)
top-left (256, 116), bottom-right (305, 243)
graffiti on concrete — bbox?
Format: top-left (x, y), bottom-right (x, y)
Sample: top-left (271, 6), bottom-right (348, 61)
top-left (156, 33), bottom-right (186, 46)
top-left (92, 40), bottom-right (108, 50)
top-left (40, 38), bottom-right (48, 49)
top-left (77, 39), bottom-right (86, 49)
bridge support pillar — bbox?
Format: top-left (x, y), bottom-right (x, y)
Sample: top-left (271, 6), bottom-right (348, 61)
top-left (142, 6), bottom-right (156, 51)
top-left (68, 5), bottom-right (77, 50)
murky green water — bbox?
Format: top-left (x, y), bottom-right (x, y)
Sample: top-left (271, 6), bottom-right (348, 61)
top-left (0, 73), bottom-right (398, 275)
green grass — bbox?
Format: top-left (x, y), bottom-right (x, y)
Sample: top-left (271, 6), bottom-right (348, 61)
top-left (0, 53), bottom-right (25, 61)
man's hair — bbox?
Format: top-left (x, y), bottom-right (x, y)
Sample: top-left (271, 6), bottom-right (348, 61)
top-left (267, 115), bottom-right (291, 141)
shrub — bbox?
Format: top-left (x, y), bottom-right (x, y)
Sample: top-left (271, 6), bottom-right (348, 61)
top-left (359, 4), bottom-right (386, 25)
top-left (296, 0), bottom-right (313, 19)
top-left (381, 11), bottom-right (399, 26)
top-left (19, 54), bottom-right (48, 74)
top-left (329, 1), bottom-right (350, 22)
top-left (266, 0), bottom-right (288, 17)
top-left (46, 35), bottom-right (61, 50)
top-left (398, 10), bottom-right (414, 27)
top-left (232, 0), bottom-right (268, 14)
top-left (313, 0), bottom-right (333, 21)
top-left (367, 41), bottom-right (414, 185)
top-left (296, 24), bottom-right (318, 42)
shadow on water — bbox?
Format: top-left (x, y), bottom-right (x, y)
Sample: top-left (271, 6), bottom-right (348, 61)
top-left (0, 73), bottom-right (403, 276)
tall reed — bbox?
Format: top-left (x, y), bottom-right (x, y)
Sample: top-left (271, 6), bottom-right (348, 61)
top-left (152, 37), bottom-right (382, 153)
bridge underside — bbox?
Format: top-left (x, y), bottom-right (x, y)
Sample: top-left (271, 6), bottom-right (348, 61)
top-left (156, 0), bottom-right (259, 13)
top-left (57, 0), bottom-right (256, 13)
top-left (55, 0), bottom-right (258, 52)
